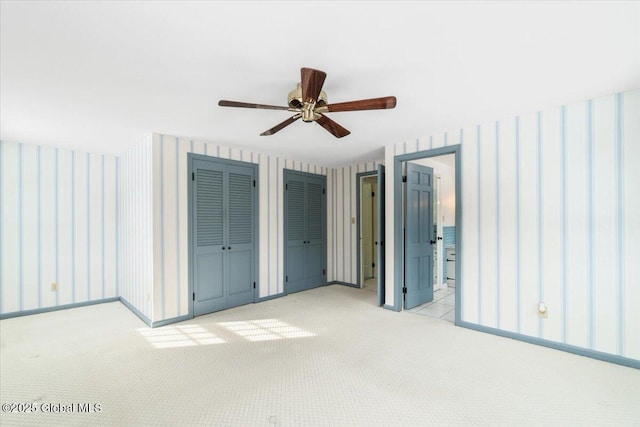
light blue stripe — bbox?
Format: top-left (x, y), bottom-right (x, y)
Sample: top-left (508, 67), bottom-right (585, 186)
top-left (561, 106), bottom-right (568, 343)
top-left (349, 166), bottom-right (353, 282)
top-left (415, 138), bottom-right (419, 152)
top-left (37, 146), bottom-right (42, 308)
top-left (87, 154), bottom-right (91, 300)
top-left (228, 147), bottom-right (231, 158)
top-left (476, 125), bottom-right (482, 324)
top-left (190, 140), bottom-right (194, 152)
top-left (276, 157), bottom-right (280, 290)
top-left (267, 156), bottom-right (271, 294)
top-left (160, 135), bottom-right (165, 318)
top-left (101, 155), bottom-right (105, 299)
top-left (115, 157), bottom-right (119, 298)
top-left (18, 144), bottom-right (23, 310)
top-left (216, 145), bottom-right (220, 157)
top-left (444, 132), bottom-right (448, 146)
top-left (72, 151), bottom-right (76, 303)
top-left (587, 100), bottom-right (595, 349)
top-left (403, 141), bottom-right (407, 154)
top-left (429, 136), bottom-right (433, 150)
top-left (342, 168), bottom-right (346, 280)
top-left (537, 112), bottom-right (544, 338)
top-left (495, 121), bottom-right (500, 328)
top-left (459, 128), bottom-right (463, 145)
top-left (515, 116), bottom-right (521, 333)
top-left (616, 93), bottom-right (625, 356)
top-left (0, 141), bottom-right (3, 313)
top-left (175, 138), bottom-right (180, 314)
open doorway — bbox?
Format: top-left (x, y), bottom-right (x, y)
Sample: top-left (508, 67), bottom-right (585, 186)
top-left (356, 166), bottom-right (385, 306)
top-left (399, 149), bottom-right (458, 323)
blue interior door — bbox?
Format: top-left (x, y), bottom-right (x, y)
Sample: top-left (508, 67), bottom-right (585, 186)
top-left (377, 164), bottom-right (385, 307)
top-left (193, 158), bottom-right (256, 316)
top-left (226, 165), bottom-right (256, 308)
top-left (404, 162), bottom-right (434, 309)
top-left (193, 160), bottom-right (227, 316)
top-left (285, 170), bottom-right (326, 294)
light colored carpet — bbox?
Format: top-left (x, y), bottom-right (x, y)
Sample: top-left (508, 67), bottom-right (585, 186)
top-left (1, 284), bottom-right (639, 426)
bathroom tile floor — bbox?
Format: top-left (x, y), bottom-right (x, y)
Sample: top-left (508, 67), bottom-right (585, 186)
top-left (407, 285), bottom-right (456, 323)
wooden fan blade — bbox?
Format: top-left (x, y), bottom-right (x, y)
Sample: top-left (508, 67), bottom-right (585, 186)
top-left (219, 100), bottom-right (290, 111)
top-left (260, 114), bottom-right (302, 136)
top-left (301, 68), bottom-right (327, 104)
top-left (325, 96), bottom-right (397, 112)
top-left (316, 114), bottom-right (350, 138)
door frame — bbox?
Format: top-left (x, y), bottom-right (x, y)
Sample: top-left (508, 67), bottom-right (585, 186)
top-left (282, 169), bottom-right (327, 296)
top-left (393, 145), bottom-right (462, 325)
top-left (356, 170), bottom-right (378, 287)
top-left (187, 153), bottom-right (259, 319)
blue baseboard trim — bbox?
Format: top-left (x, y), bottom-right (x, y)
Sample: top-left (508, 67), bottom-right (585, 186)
top-left (383, 304), bottom-right (400, 312)
top-left (458, 321), bottom-right (640, 370)
top-left (151, 315), bottom-right (190, 328)
top-left (0, 297), bottom-right (120, 320)
top-left (257, 293), bottom-right (284, 303)
top-left (330, 280), bottom-right (360, 288)
top-left (119, 297), bottom-right (152, 327)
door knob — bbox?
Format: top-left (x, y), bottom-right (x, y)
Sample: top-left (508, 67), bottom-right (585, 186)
top-left (430, 240), bottom-right (436, 244)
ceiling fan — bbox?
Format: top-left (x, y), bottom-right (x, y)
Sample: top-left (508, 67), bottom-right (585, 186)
top-left (218, 67), bottom-right (397, 138)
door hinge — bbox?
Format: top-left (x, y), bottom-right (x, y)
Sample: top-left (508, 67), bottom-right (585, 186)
top-left (286, 183), bottom-right (288, 190)
top-left (372, 263), bottom-right (375, 268)
top-left (402, 175), bottom-right (407, 183)
top-left (192, 172), bottom-right (195, 181)
top-left (372, 191), bottom-right (375, 197)
top-left (253, 180), bottom-right (256, 187)
top-left (323, 269), bottom-right (326, 275)
top-left (402, 287), bottom-right (407, 294)
top-left (192, 292), bottom-right (195, 301)
top-left (286, 275), bottom-right (288, 282)
top-left (253, 282), bottom-right (256, 289)
top-left (322, 188), bottom-right (325, 195)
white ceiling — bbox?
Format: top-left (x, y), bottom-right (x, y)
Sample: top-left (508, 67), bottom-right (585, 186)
top-left (2, 1), bottom-right (639, 167)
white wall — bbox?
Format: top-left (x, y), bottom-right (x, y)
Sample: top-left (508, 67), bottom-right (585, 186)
top-left (385, 89), bottom-right (640, 360)
top-left (0, 141), bottom-right (118, 315)
top-left (119, 138), bottom-right (154, 320)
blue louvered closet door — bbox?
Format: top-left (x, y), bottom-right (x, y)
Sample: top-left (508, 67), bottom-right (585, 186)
top-left (192, 158), bottom-right (257, 316)
top-left (284, 170), bottom-right (327, 294)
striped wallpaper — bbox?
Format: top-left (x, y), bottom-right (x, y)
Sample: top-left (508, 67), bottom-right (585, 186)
top-left (385, 89), bottom-right (640, 361)
top-left (119, 138), bottom-right (154, 320)
top-left (0, 141), bottom-right (118, 315)
top-left (150, 134), bottom-right (329, 322)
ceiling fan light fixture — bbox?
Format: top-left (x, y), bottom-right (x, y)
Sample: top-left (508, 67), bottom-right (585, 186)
top-left (288, 83), bottom-right (328, 109)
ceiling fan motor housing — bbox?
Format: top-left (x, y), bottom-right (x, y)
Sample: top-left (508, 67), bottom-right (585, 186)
top-left (288, 83), bottom-right (328, 115)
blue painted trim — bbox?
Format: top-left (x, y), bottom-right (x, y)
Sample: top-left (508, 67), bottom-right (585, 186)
top-left (476, 125), bottom-right (482, 324)
top-left (257, 292), bottom-right (283, 303)
top-left (495, 121), bottom-right (500, 328)
top-left (515, 116), bottom-right (521, 333)
top-left (537, 111), bottom-right (544, 339)
top-left (342, 168), bottom-right (346, 280)
top-left (151, 314), bottom-right (191, 328)
top-left (383, 304), bottom-right (399, 312)
top-left (120, 296), bottom-right (152, 327)
top-left (187, 154), bottom-right (194, 319)
top-left (18, 143), bottom-right (23, 310)
top-left (37, 146), bottom-right (42, 308)
top-left (587, 100), bottom-right (595, 349)
top-left (349, 166), bottom-right (353, 283)
top-left (115, 157), bottom-right (120, 298)
top-left (276, 157), bottom-right (280, 291)
top-left (330, 280), bottom-right (359, 289)
top-left (355, 170), bottom-right (379, 288)
top-left (560, 106), bottom-right (568, 343)
top-left (0, 297), bottom-right (120, 320)
top-left (267, 156), bottom-right (271, 294)
top-left (0, 141), bottom-right (3, 313)
top-left (394, 145), bottom-right (462, 313)
top-left (71, 150), bottom-right (76, 303)
top-left (615, 93), bottom-right (625, 356)
top-left (86, 153), bottom-right (91, 300)
top-left (101, 155), bottom-right (105, 299)
top-left (175, 137), bottom-right (181, 314)
top-left (160, 135), bottom-right (165, 319)
top-left (458, 321), bottom-right (639, 370)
